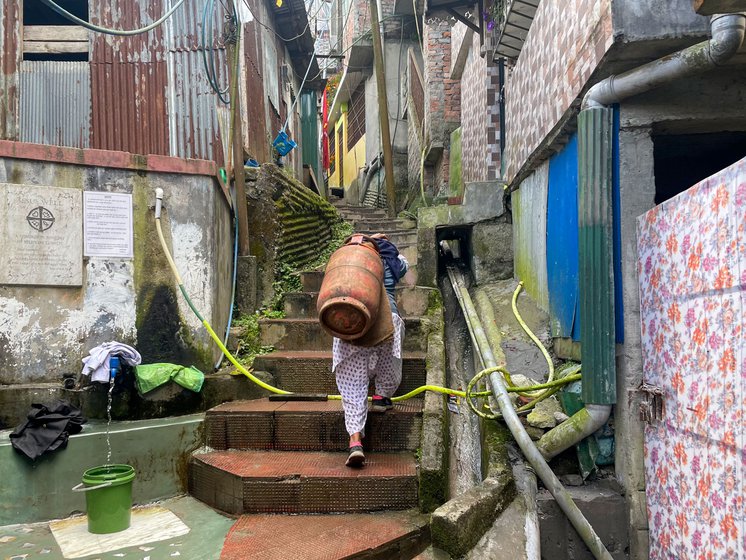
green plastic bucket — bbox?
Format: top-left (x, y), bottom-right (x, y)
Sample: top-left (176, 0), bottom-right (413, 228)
top-left (72, 464), bottom-right (136, 534)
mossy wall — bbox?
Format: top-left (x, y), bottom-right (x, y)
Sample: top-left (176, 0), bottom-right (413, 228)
top-left (0, 156), bottom-right (230, 383)
top-left (246, 164), bottom-right (340, 308)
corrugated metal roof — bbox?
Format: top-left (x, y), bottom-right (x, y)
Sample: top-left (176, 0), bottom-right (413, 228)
top-left (19, 61), bottom-right (91, 148)
top-left (578, 107), bottom-right (616, 405)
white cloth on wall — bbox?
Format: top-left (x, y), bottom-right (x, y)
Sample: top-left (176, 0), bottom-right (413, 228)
top-left (81, 342), bottom-right (142, 383)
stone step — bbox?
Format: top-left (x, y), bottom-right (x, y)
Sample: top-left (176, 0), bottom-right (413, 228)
top-left (300, 265), bottom-right (418, 292)
top-left (220, 511), bottom-right (431, 560)
top-left (353, 218), bottom-right (417, 231)
top-left (188, 450), bottom-right (419, 514)
top-left (252, 350), bottom-right (427, 395)
top-left (258, 316), bottom-right (426, 352)
top-left (352, 229), bottom-right (418, 246)
top-left (205, 398), bottom-right (424, 452)
top-left (285, 286), bottom-right (435, 320)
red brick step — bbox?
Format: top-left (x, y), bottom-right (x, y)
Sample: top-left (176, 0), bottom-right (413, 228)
top-left (221, 511), bottom-right (430, 560)
top-left (189, 450), bottom-right (419, 515)
top-left (205, 397), bottom-right (423, 452)
top-left (253, 350), bottom-right (427, 395)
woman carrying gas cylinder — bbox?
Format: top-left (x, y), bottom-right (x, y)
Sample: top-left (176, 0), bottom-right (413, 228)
top-left (318, 233), bottom-right (409, 468)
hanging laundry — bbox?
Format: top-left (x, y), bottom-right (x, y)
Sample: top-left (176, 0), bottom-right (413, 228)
top-left (10, 401), bottom-right (86, 461)
top-left (81, 342), bottom-right (142, 383)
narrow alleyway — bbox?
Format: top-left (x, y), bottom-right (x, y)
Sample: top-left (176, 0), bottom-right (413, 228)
top-left (190, 205), bottom-right (435, 559)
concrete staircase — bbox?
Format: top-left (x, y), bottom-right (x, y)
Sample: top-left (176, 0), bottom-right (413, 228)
top-left (188, 205), bottom-right (435, 559)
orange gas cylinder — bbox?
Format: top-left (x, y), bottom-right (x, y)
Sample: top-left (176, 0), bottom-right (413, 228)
top-left (317, 235), bottom-right (383, 340)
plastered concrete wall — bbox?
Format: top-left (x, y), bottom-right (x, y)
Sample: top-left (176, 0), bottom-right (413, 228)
top-left (611, 0), bottom-right (708, 42)
top-left (503, 0), bottom-right (614, 184)
top-left (0, 155), bottom-right (231, 383)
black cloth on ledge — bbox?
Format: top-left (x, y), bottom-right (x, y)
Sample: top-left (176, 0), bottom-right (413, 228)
top-left (10, 401), bottom-right (86, 460)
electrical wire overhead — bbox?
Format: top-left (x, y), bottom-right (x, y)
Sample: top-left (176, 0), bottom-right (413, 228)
top-left (38, 0), bottom-right (187, 36)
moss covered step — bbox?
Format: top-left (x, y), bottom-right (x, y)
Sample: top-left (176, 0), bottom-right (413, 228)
top-left (252, 351), bottom-right (427, 395)
top-left (258, 316), bottom-right (426, 352)
top-left (284, 286), bottom-right (436, 320)
top-left (220, 511), bottom-right (431, 560)
top-left (188, 450), bottom-right (418, 514)
top-left (204, 397), bottom-right (423, 452)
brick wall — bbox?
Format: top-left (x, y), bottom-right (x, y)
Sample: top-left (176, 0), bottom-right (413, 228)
top-left (459, 31), bottom-right (501, 182)
top-left (503, 0), bottom-right (613, 184)
top-left (423, 19), bottom-right (460, 195)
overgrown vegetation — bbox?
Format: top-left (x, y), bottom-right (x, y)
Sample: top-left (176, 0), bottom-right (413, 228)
top-left (233, 310), bottom-right (282, 366)
top-left (233, 218), bottom-right (354, 367)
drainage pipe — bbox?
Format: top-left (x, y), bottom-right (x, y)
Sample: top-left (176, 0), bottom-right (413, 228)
top-left (446, 263), bottom-right (612, 560)
top-left (359, 153), bottom-right (383, 205)
top-left (535, 12), bottom-right (746, 460)
top-left (583, 13), bottom-right (746, 110)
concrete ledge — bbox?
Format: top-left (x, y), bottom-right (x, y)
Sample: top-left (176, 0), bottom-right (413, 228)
top-left (0, 371), bottom-right (274, 428)
top-left (0, 414), bottom-right (204, 525)
top-left (418, 290), bottom-right (448, 513)
top-left (418, 181), bottom-right (506, 229)
top-left (430, 473), bottom-right (516, 558)
top-left (0, 140), bottom-right (217, 176)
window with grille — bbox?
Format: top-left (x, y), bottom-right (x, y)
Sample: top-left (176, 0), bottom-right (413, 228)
top-left (347, 83), bottom-right (365, 151)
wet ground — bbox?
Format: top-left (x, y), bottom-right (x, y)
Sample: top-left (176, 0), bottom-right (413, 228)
top-left (0, 495), bottom-right (233, 560)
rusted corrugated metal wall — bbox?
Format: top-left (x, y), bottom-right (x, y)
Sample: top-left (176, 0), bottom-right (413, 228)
top-left (165, 0), bottom-right (226, 162)
top-left (244, 21), bottom-right (269, 162)
top-left (90, 1), bottom-right (169, 155)
top-left (0, 0), bottom-right (21, 140)
top-left (19, 62), bottom-right (91, 147)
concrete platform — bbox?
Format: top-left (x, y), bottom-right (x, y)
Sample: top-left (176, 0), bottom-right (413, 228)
top-left (205, 397), bottom-right (423, 452)
top-left (252, 350), bottom-right (427, 395)
top-left (0, 495), bottom-right (233, 560)
top-left (189, 450), bottom-right (419, 514)
top-left (0, 414), bottom-right (203, 526)
top-left (221, 511), bottom-right (430, 560)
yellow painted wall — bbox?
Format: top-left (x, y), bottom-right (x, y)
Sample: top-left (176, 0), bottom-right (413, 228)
top-left (344, 136), bottom-right (366, 190)
top-left (328, 109), bottom-right (367, 194)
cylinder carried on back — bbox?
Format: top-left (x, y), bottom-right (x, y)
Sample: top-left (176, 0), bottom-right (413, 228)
top-left (317, 235), bottom-right (383, 340)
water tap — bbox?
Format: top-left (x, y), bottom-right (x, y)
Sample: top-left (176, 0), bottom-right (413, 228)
top-left (109, 356), bottom-right (121, 380)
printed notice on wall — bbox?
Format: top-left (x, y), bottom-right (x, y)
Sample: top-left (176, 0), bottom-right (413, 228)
top-left (83, 191), bottom-right (134, 258)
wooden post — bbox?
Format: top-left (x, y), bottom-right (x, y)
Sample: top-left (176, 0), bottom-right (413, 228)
top-left (228, 4), bottom-right (250, 256)
top-left (369, 0), bottom-right (397, 217)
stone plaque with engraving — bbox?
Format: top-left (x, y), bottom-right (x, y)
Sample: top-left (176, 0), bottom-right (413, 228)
top-left (0, 183), bottom-right (83, 286)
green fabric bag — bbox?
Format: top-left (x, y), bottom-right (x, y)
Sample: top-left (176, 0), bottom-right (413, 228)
top-left (135, 363), bottom-right (205, 394)
top-left (171, 365), bottom-right (205, 393)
